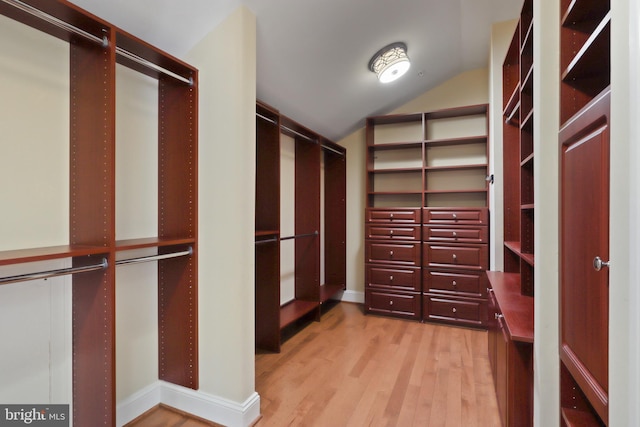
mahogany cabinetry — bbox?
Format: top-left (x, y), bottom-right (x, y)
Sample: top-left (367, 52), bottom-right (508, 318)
top-left (0, 1), bottom-right (198, 425)
top-left (423, 207), bottom-right (488, 327)
top-left (255, 101), bottom-right (346, 352)
top-left (486, 1), bottom-right (535, 425)
top-left (364, 105), bottom-right (490, 325)
top-left (559, 0), bottom-right (610, 424)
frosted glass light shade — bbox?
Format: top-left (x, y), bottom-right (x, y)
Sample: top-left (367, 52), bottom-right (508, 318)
top-left (368, 42), bottom-right (411, 83)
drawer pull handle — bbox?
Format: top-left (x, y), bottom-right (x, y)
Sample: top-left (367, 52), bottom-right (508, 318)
top-left (453, 213), bottom-right (457, 220)
top-left (390, 275), bottom-right (394, 282)
top-left (487, 287), bottom-right (493, 293)
top-left (452, 307), bottom-right (457, 313)
top-left (452, 280), bottom-right (457, 287)
top-left (389, 300), bottom-right (394, 306)
top-left (390, 250), bottom-right (394, 258)
top-left (495, 313), bottom-right (504, 320)
top-left (452, 231), bottom-right (457, 237)
top-left (452, 254), bottom-right (457, 260)
top-left (390, 230), bottom-right (394, 236)
top-left (390, 213), bottom-right (394, 219)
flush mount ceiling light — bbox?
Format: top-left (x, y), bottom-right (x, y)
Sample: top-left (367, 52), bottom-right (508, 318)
top-left (368, 42), bottom-right (411, 83)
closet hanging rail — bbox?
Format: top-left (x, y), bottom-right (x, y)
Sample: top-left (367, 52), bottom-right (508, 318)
top-left (115, 47), bottom-right (194, 86)
top-left (281, 126), bottom-right (318, 144)
top-left (256, 113), bottom-right (277, 125)
top-left (116, 247), bottom-right (193, 266)
top-left (280, 231), bottom-right (318, 241)
top-left (255, 237), bottom-right (278, 245)
top-left (0, 0), bottom-right (109, 47)
top-left (0, 258), bottom-right (108, 286)
top-left (322, 144), bottom-right (345, 156)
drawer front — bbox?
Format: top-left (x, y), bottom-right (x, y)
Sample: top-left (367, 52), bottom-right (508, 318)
top-left (424, 225), bottom-right (488, 244)
top-left (424, 243), bottom-right (488, 270)
top-left (366, 265), bottom-right (421, 292)
top-left (366, 241), bottom-right (420, 266)
top-left (366, 208), bottom-right (420, 224)
top-left (424, 208), bottom-right (488, 225)
top-left (366, 290), bottom-right (420, 320)
top-left (423, 295), bottom-right (487, 327)
top-left (425, 270), bottom-right (486, 297)
top-left (366, 224), bottom-right (421, 241)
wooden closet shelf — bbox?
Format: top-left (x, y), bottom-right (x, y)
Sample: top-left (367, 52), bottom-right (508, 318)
top-left (0, 245), bottom-right (108, 266)
top-left (280, 299), bottom-right (319, 329)
top-left (487, 271), bottom-right (534, 343)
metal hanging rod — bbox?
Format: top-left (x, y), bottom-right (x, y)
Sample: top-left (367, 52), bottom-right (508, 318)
top-left (0, 258), bottom-right (108, 286)
top-left (0, 0), bottom-right (193, 85)
top-left (322, 144), bottom-right (345, 157)
top-left (1, 0), bottom-right (109, 47)
top-left (281, 125), bottom-right (318, 144)
top-left (280, 231), bottom-right (319, 241)
top-left (116, 247), bottom-right (193, 266)
top-left (256, 112), bottom-right (278, 125)
top-left (255, 238), bottom-right (278, 245)
top-left (115, 47), bottom-right (193, 86)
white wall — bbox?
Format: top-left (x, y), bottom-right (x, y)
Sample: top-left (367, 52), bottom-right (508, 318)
top-left (610, 0), bottom-right (640, 424)
top-left (489, 19), bottom-right (518, 271)
top-left (186, 5), bottom-right (257, 409)
top-left (532, 2), bottom-right (560, 425)
top-left (0, 14), bottom-right (72, 407)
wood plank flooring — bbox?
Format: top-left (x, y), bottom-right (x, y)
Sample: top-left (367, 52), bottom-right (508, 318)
top-left (255, 302), bottom-right (501, 426)
top-left (126, 404), bottom-right (224, 427)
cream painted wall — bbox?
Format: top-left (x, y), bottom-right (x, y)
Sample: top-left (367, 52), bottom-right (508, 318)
top-left (186, 6), bottom-right (257, 404)
top-left (489, 19), bottom-right (518, 271)
top-left (609, 0), bottom-right (640, 424)
top-left (339, 69), bottom-right (490, 299)
top-left (0, 14), bottom-right (72, 408)
top-left (532, 1), bottom-right (560, 426)
top-left (114, 64), bottom-right (160, 402)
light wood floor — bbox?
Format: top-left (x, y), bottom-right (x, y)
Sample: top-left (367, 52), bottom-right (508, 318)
top-left (255, 302), bottom-right (501, 427)
top-left (126, 404), bottom-right (224, 427)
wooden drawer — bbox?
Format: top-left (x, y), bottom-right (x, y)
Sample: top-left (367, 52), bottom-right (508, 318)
top-left (424, 208), bottom-right (488, 225)
top-left (366, 208), bottom-right (420, 224)
top-left (366, 265), bottom-right (421, 292)
top-left (366, 241), bottom-right (420, 266)
top-left (366, 289), bottom-right (420, 320)
top-left (366, 224), bottom-right (421, 241)
top-left (424, 225), bottom-right (488, 244)
top-left (423, 294), bottom-right (487, 327)
top-left (424, 243), bottom-right (488, 271)
top-left (425, 270), bottom-right (487, 298)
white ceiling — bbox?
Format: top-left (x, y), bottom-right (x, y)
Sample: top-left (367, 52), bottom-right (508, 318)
top-left (70, 0), bottom-right (522, 141)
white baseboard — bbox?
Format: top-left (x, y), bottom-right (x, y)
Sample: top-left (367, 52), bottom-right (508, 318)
top-left (116, 382), bottom-right (162, 426)
top-left (117, 381), bottom-right (261, 427)
top-left (335, 289), bottom-right (365, 304)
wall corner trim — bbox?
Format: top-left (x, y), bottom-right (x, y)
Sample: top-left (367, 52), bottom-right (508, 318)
top-left (117, 381), bottom-right (261, 427)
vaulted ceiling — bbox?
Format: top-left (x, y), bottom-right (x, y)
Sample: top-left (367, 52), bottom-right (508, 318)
top-left (70, 0), bottom-right (522, 141)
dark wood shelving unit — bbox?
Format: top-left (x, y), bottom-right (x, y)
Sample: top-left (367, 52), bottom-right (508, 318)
top-left (0, 1), bottom-right (198, 425)
top-left (559, 0), bottom-right (610, 424)
top-left (255, 101), bottom-right (346, 353)
top-left (365, 105), bottom-right (490, 326)
top-left (486, 1), bottom-right (535, 425)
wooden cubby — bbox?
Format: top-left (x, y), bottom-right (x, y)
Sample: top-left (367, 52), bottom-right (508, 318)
top-left (365, 105), bottom-right (490, 326)
top-left (486, 0), bottom-right (535, 425)
top-left (0, 1), bottom-right (198, 425)
top-left (559, 0), bottom-right (610, 424)
top-left (255, 101), bottom-right (346, 352)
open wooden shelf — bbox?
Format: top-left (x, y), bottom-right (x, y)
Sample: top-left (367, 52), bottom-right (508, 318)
top-left (0, 245), bottom-right (108, 266)
top-left (487, 272), bottom-right (533, 343)
top-left (116, 237), bottom-right (195, 251)
top-left (280, 299), bottom-right (319, 329)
